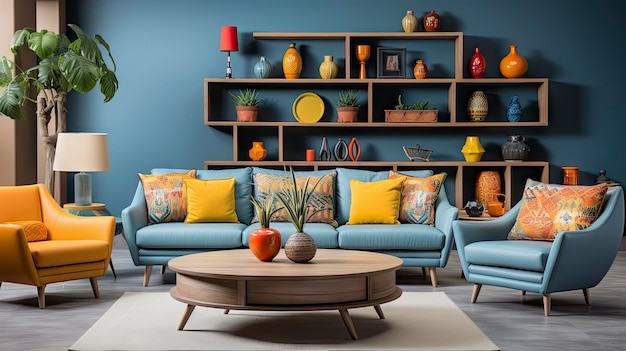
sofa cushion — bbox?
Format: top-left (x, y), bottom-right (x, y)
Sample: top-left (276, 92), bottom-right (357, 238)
top-left (252, 170), bottom-right (337, 227)
top-left (335, 168), bottom-right (433, 225)
top-left (139, 169), bottom-right (197, 224)
top-left (8, 220), bottom-right (48, 242)
top-left (389, 171), bottom-right (446, 226)
top-left (28, 240), bottom-right (110, 267)
top-left (464, 240), bottom-right (553, 272)
top-left (183, 178), bottom-right (239, 223)
top-left (507, 180), bottom-right (609, 241)
top-left (136, 222), bottom-right (245, 249)
top-left (243, 222), bottom-right (338, 248)
top-left (347, 177), bottom-right (405, 224)
top-left (337, 224), bottom-right (445, 250)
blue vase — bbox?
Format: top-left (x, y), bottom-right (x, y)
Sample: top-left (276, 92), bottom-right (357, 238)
top-left (507, 96), bottom-right (523, 122)
top-left (253, 56), bottom-right (272, 79)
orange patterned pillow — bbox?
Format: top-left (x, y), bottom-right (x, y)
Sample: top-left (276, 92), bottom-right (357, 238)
top-left (8, 220), bottom-right (48, 242)
top-left (507, 179), bottom-right (608, 241)
top-left (389, 171), bottom-right (446, 226)
top-left (139, 170), bottom-right (197, 224)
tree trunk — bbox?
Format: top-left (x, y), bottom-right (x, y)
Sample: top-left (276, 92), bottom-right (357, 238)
top-left (36, 89), bottom-right (67, 194)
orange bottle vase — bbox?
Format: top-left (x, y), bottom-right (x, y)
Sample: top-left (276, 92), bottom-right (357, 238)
top-left (475, 171), bottom-right (502, 212)
top-left (249, 141), bottom-right (267, 161)
top-left (283, 43), bottom-right (302, 79)
top-left (499, 45), bottom-right (528, 78)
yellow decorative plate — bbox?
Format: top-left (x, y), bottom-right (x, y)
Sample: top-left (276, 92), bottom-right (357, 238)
top-left (292, 92), bottom-right (324, 123)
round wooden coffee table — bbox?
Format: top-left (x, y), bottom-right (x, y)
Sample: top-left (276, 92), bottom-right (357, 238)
top-left (168, 249), bottom-right (403, 339)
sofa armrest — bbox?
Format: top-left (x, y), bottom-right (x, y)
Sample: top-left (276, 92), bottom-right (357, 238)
top-left (433, 187), bottom-right (459, 267)
top-left (0, 225), bottom-right (40, 285)
top-left (121, 182), bottom-right (149, 265)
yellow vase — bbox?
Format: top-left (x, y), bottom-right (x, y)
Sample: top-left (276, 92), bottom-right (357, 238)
top-left (319, 55), bottom-right (338, 79)
top-left (283, 43), bottom-right (302, 79)
top-left (249, 141), bottom-right (267, 161)
top-left (402, 10), bottom-right (418, 32)
top-left (461, 136), bottom-right (485, 162)
top-left (499, 45), bottom-right (528, 78)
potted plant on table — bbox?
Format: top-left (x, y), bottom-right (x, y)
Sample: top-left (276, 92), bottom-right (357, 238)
top-left (248, 194), bottom-right (283, 262)
top-left (0, 24), bottom-right (118, 194)
top-left (384, 95), bottom-right (438, 123)
top-left (273, 167), bottom-right (327, 263)
top-left (230, 88), bottom-right (263, 122)
top-left (335, 89), bottom-right (360, 123)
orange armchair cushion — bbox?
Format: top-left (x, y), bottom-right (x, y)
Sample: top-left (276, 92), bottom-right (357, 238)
top-left (28, 240), bottom-right (110, 268)
top-left (7, 221), bottom-right (48, 242)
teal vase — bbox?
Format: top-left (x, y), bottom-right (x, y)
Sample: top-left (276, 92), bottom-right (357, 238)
top-left (253, 56), bottom-right (272, 79)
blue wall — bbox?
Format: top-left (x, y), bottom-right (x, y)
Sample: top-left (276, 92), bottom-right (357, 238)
top-left (66, 0), bottom-right (626, 216)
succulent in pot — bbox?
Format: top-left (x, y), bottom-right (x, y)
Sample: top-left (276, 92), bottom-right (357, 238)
top-left (335, 89), bottom-right (360, 123)
top-left (248, 194), bottom-right (282, 262)
top-left (230, 88), bottom-right (263, 122)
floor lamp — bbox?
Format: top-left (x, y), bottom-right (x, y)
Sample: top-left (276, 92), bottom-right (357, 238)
top-left (53, 133), bottom-right (110, 206)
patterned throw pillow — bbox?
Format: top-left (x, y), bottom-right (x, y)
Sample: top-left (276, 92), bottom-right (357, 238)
top-left (507, 179), bottom-right (609, 241)
top-left (8, 220), bottom-right (48, 242)
top-left (389, 171), bottom-right (446, 226)
top-left (138, 170), bottom-right (197, 224)
top-left (253, 171), bottom-right (337, 227)
top-left (346, 177), bottom-right (405, 225)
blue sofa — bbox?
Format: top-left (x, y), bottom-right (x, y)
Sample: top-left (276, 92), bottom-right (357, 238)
top-left (121, 167), bottom-right (459, 286)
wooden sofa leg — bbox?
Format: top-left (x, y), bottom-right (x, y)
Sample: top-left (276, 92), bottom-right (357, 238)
top-left (471, 284), bottom-right (482, 303)
top-left (543, 294), bottom-right (551, 316)
top-left (143, 265), bottom-right (153, 287)
top-left (429, 267), bottom-right (438, 287)
top-left (583, 288), bottom-right (590, 305)
top-left (421, 267), bottom-right (426, 276)
top-left (37, 285), bottom-right (46, 309)
top-left (90, 277), bottom-right (100, 298)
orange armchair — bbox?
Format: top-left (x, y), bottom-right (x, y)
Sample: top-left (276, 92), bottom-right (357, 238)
top-left (0, 184), bottom-right (115, 308)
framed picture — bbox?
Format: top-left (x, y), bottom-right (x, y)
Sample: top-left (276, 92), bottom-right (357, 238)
top-left (377, 47), bottom-right (406, 78)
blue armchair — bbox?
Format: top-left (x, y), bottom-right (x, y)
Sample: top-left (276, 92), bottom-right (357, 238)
top-left (453, 186), bottom-right (624, 316)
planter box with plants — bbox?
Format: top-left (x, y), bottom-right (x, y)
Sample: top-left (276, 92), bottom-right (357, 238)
top-left (384, 95), bottom-right (438, 123)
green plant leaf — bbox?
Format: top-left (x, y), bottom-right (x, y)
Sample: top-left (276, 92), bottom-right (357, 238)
top-left (61, 51), bottom-right (99, 93)
top-left (99, 68), bottom-right (118, 102)
top-left (95, 34), bottom-right (117, 71)
top-left (0, 57), bottom-right (14, 86)
top-left (10, 28), bottom-right (34, 55)
top-left (0, 81), bottom-right (26, 119)
top-left (27, 30), bottom-right (59, 59)
top-left (68, 24), bottom-right (103, 63)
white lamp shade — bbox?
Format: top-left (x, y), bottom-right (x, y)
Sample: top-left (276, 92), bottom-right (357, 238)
top-left (53, 133), bottom-right (110, 172)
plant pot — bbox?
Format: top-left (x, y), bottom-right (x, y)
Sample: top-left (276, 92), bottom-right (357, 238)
top-left (336, 107), bottom-right (358, 123)
top-left (384, 110), bottom-right (438, 123)
top-left (235, 106), bottom-right (258, 122)
top-left (284, 232), bottom-right (317, 263)
top-left (248, 227), bottom-right (281, 262)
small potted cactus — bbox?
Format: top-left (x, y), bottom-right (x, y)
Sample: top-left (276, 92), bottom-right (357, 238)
top-left (230, 89), bottom-right (263, 122)
top-left (335, 89), bottom-right (360, 123)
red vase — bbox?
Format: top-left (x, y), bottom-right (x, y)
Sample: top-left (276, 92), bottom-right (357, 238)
top-left (423, 10), bottom-right (440, 32)
top-left (248, 228), bottom-right (282, 262)
top-left (469, 47), bottom-right (486, 79)
top-left (348, 137), bottom-right (360, 162)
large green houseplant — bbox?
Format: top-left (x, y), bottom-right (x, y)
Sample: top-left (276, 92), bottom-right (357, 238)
top-left (0, 24), bottom-right (118, 192)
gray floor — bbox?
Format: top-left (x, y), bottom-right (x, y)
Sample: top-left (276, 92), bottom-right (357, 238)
top-left (1, 236), bottom-right (626, 351)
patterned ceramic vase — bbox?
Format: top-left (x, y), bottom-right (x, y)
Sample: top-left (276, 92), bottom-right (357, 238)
top-left (476, 171), bottom-right (502, 212)
top-left (502, 135), bottom-right (530, 161)
top-left (402, 10), bottom-right (418, 32)
top-left (283, 43), bottom-right (302, 79)
top-left (253, 56), bottom-right (272, 79)
top-left (319, 55), bottom-right (338, 79)
top-left (284, 232), bottom-right (317, 263)
top-left (507, 96), bottom-right (523, 122)
top-left (469, 47), bottom-right (486, 79)
top-left (461, 136), bottom-right (485, 162)
top-left (413, 60), bottom-right (428, 79)
top-left (467, 91), bottom-right (488, 122)
top-left (499, 45), bottom-right (528, 78)
top-left (248, 141), bottom-right (267, 161)
top-left (423, 10), bottom-right (441, 32)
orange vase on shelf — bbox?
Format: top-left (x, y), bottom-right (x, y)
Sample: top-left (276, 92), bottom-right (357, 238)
top-left (249, 141), bottom-right (267, 161)
top-left (283, 43), bottom-right (302, 79)
top-left (499, 45), bottom-right (528, 78)
top-left (413, 60), bottom-right (428, 79)
top-left (476, 171), bottom-right (502, 213)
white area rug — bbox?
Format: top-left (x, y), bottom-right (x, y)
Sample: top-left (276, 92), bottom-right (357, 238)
top-left (70, 291), bottom-right (499, 351)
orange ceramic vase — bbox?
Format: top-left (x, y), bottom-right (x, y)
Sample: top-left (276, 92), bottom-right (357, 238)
top-left (476, 171), bottom-right (502, 212)
top-left (248, 228), bottom-right (282, 262)
top-left (283, 43), bottom-right (302, 79)
top-left (413, 60), bottom-right (428, 79)
top-left (249, 141), bottom-right (267, 161)
top-left (499, 45), bottom-right (528, 78)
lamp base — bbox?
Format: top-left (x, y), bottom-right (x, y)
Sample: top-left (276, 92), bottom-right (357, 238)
top-left (74, 172), bottom-right (92, 206)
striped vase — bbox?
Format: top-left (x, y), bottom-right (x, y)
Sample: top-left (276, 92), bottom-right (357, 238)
top-left (319, 55), bottom-right (338, 79)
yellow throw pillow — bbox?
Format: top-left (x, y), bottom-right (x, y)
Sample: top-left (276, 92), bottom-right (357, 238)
top-left (389, 171), bottom-right (446, 226)
top-left (139, 170), bottom-right (196, 224)
top-left (8, 220), bottom-right (48, 242)
top-left (508, 179), bottom-right (608, 241)
top-left (347, 177), bottom-right (405, 224)
top-left (183, 177), bottom-right (239, 223)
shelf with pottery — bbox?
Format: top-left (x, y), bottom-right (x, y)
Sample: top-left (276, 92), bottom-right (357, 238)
top-left (204, 160), bottom-right (549, 210)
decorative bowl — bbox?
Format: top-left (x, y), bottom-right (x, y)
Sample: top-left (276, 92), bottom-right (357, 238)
top-left (464, 201), bottom-right (484, 217)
